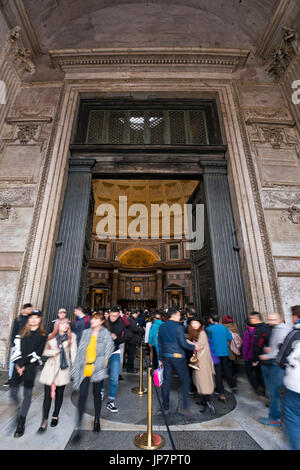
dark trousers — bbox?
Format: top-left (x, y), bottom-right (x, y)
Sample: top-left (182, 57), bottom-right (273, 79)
top-left (78, 377), bottom-right (102, 426)
top-left (214, 356), bottom-right (236, 394)
top-left (11, 384), bottom-right (33, 418)
top-left (152, 347), bottom-right (159, 370)
top-left (283, 388), bottom-right (300, 450)
top-left (127, 343), bottom-right (137, 371)
top-left (42, 385), bottom-right (66, 420)
top-left (245, 360), bottom-right (265, 393)
top-left (185, 349), bottom-right (197, 392)
top-left (161, 357), bottom-right (191, 410)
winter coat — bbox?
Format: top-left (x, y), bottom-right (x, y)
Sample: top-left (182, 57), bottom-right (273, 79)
top-left (253, 322), bottom-right (271, 363)
top-left (242, 327), bottom-right (255, 361)
top-left (72, 315), bottom-right (91, 345)
top-left (158, 320), bottom-right (195, 361)
top-left (206, 323), bottom-right (232, 357)
top-left (127, 316), bottom-right (144, 345)
top-left (193, 330), bottom-right (215, 395)
top-left (148, 320), bottom-right (163, 356)
top-left (11, 330), bottom-right (47, 388)
top-left (71, 327), bottom-right (114, 391)
top-left (262, 323), bottom-right (291, 362)
top-left (39, 333), bottom-right (77, 387)
top-left (10, 314), bottom-right (28, 346)
top-left (281, 323), bottom-right (300, 393)
top-left (106, 317), bottom-right (132, 352)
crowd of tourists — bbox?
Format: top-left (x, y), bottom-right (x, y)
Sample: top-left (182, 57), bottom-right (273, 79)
top-left (4, 303), bottom-right (300, 450)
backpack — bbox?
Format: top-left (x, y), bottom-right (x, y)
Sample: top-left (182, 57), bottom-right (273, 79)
top-left (230, 332), bottom-right (242, 356)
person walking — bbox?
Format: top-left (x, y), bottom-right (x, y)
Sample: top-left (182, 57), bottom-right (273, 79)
top-left (72, 306), bottom-right (91, 346)
top-left (242, 319), bottom-right (265, 396)
top-left (10, 310), bottom-right (47, 437)
top-left (148, 311), bottom-right (164, 370)
top-left (4, 303), bottom-right (33, 387)
top-left (126, 310), bottom-right (144, 373)
top-left (221, 315), bottom-right (242, 378)
top-left (158, 308), bottom-right (198, 417)
top-left (101, 307), bottom-right (131, 412)
top-left (258, 312), bottom-right (290, 427)
top-left (188, 317), bottom-right (215, 414)
top-left (206, 314), bottom-right (237, 401)
top-left (71, 311), bottom-right (114, 442)
top-left (277, 305), bottom-right (300, 450)
top-left (37, 318), bottom-right (77, 432)
top-left (119, 308), bottom-right (130, 381)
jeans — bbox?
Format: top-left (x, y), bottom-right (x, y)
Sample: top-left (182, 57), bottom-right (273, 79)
top-left (282, 388), bottom-right (300, 450)
top-left (261, 363), bottom-right (284, 421)
top-left (42, 385), bottom-right (65, 420)
top-left (101, 352), bottom-right (120, 402)
top-left (9, 347), bottom-right (15, 380)
top-left (161, 357), bottom-right (191, 410)
top-left (78, 377), bottom-right (102, 426)
top-left (11, 384), bottom-right (33, 418)
top-left (119, 343), bottom-right (125, 371)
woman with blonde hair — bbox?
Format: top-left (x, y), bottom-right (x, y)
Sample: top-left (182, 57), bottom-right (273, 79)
top-left (38, 318), bottom-right (77, 432)
top-left (10, 310), bottom-right (47, 437)
top-left (188, 317), bottom-right (215, 414)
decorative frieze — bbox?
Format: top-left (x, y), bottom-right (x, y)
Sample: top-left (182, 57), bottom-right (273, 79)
top-left (280, 206), bottom-right (300, 225)
top-left (261, 127), bottom-right (284, 148)
top-left (262, 191), bottom-right (300, 209)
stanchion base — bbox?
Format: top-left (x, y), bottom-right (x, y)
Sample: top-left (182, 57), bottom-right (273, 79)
top-left (135, 433), bottom-right (165, 450)
top-left (132, 387), bottom-right (147, 395)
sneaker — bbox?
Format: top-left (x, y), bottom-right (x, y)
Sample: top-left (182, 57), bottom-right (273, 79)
top-left (107, 402), bottom-right (118, 413)
top-left (3, 380), bottom-right (10, 387)
top-left (119, 375), bottom-right (125, 382)
top-left (258, 417), bottom-right (281, 427)
top-left (100, 391), bottom-right (105, 401)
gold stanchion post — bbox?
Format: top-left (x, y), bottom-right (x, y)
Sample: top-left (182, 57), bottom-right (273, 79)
top-left (132, 342), bottom-right (147, 395)
top-left (135, 367), bottom-right (165, 450)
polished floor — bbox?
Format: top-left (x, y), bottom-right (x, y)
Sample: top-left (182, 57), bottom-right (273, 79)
top-left (0, 366), bottom-right (288, 450)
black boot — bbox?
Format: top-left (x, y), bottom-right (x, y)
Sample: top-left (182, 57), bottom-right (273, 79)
top-left (93, 417), bottom-right (101, 433)
top-left (14, 416), bottom-right (26, 438)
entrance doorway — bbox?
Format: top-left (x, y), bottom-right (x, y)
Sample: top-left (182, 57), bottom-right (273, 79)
top-left (45, 99), bottom-right (248, 332)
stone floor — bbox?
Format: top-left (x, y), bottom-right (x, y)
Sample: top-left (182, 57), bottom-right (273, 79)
top-left (0, 365), bottom-right (288, 451)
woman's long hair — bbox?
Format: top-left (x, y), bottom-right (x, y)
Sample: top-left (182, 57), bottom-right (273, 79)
top-left (47, 319), bottom-right (72, 347)
top-left (92, 310), bottom-right (108, 329)
top-left (188, 319), bottom-right (203, 342)
top-left (19, 318), bottom-right (47, 339)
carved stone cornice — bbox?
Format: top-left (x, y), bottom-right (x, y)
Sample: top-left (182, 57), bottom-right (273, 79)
top-left (49, 47), bottom-right (250, 73)
top-left (243, 106), bottom-right (295, 127)
top-left (4, 26), bottom-right (35, 79)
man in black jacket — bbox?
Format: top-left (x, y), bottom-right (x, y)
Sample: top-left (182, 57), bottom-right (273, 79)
top-left (127, 310), bottom-right (144, 373)
top-left (4, 303), bottom-right (33, 387)
top-left (250, 311), bottom-right (271, 366)
top-left (101, 307), bottom-right (131, 413)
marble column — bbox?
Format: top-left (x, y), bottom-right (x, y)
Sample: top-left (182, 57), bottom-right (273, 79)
top-left (111, 269), bottom-right (119, 306)
top-left (45, 158), bottom-right (95, 329)
top-left (201, 160), bottom-right (248, 332)
top-left (156, 269), bottom-right (163, 309)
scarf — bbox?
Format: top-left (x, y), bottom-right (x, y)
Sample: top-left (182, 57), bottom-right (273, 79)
top-left (56, 333), bottom-right (69, 370)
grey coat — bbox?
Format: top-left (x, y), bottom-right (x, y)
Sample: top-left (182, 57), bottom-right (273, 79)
top-left (71, 327), bottom-right (114, 391)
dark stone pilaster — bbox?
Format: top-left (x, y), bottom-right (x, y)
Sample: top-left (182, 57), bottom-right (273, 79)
top-left (45, 158), bottom-right (95, 329)
top-left (201, 160), bottom-right (248, 332)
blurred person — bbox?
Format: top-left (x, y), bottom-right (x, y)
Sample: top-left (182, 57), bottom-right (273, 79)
top-left (72, 306), bottom-right (91, 346)
top-left (158, 308), bottom-right (198, 417)
top-left (188, 317), bottom-right (215, 413)
top-left (148, 311), bottom-right (164, 369)
top-left (126, 310), bottom-right (144, 373)
top-left (206, 314), bottom-right (236, 401)
top-left (277, 305), bottom-right (300, 449)
top-left (10, 310), bottom-right (47, 437)
top-left (221, 315), bottom-right (242, 378)
top-left (242, 319), bottom-right (265, 396)
top-left (38, 318), bottom-right (77, 432)
top-left (49, 308), bottom-right (69, 333)
top-left (101, 306), bottom-right (131, 412)
top-left (71, 311), bottom-right (114, 442)
top-left (249, 311), bottom-right (271, 367)
top-left (4, 303), bottom-right (33, 387)
top-left (258, 312), bottom-right (290, 427)
top-left (118, 308), bottom-right (130, 381)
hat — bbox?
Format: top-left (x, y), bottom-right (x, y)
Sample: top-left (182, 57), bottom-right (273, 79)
top-left (222, 315), bottom-right (233, 324)
top-left (28, 309), bottom-right (42, 317)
